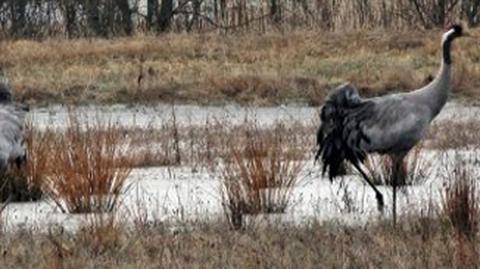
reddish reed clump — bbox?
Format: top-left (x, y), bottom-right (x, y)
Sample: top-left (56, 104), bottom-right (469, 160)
top-left (219, 124), bottom-right (303, 229)
top-left (43, 112), bottom-right (132, 214)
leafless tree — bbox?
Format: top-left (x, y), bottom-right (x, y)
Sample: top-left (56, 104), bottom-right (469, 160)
top-left (0, 0), bottom-right (476, 38)
top-left (402, 0), bottom-right (461, 28)
top-left (461, 0), bottom-right (480, 26)
top-left (158, 0), bottom-right (174, 32)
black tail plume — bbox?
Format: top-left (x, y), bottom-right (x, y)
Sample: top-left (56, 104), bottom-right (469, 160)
top-left (315, 83), bottom-right (370, 180)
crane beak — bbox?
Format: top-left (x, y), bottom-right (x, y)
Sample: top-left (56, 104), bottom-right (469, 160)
top-left (463, 32), bottom-right (472, 38)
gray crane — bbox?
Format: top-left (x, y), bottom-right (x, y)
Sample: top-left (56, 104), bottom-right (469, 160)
top-left (315, 24), bottom-right (466, 223)
top-left (0, 79), bottom-right (27, 174)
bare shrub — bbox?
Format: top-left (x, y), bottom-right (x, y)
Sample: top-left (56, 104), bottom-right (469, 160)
top-left (219, 124), bottom-right (303, 229)
top-left (44, 112), bottom-right (132, 214)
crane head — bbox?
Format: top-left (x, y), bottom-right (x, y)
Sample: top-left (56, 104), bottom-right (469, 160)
top-left (442, 24), bottom-right (468, 45)
top-left (449, 24), bottom-right (463, 36)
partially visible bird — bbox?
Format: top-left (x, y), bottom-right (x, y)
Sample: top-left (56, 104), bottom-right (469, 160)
top-left (316, 24), bottom-right (466, 222)
top-left (0, 79), bottom-right (27, 174)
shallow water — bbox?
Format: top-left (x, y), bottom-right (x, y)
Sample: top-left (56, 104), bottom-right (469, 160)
top-left (5, 149), bottom-right (475, 232)
top-left (29, 101), bottom-right (480, 130)
top-left (29, 104), bottom-right (320, 129)
top-left (5, 102), bottom-right (479, 232)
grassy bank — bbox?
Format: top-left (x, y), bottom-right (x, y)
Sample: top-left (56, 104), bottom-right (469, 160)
top-left (2, 29), bottom-right (479, 106)
top-left (0, 216), bottom-right (477, 269)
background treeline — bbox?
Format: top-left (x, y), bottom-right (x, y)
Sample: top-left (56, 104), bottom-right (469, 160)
top-left (0, 0), bottom-right (479, 39)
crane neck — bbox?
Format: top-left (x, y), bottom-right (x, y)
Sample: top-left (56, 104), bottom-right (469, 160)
top-left (442, 32), bottom-right (455, 65)
top-left (430, 60), bottom-right (451, 98)
top-left (411, 37), bottom-right (453, 120)
top-left (423, 47), bottom-right (452, 118)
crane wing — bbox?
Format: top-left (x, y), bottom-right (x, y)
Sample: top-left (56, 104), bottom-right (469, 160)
top-left (358, 95), bottom-right (430, 154)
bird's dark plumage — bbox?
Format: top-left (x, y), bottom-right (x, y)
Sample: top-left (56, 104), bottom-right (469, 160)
top-left (315, 83), bottom-right (373, 180)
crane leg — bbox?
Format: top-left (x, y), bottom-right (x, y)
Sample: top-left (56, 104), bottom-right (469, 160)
top-left (392, 161), bottom-right (397, 226)
top-left (350, 161), bottom-right (384, 213)
top-left (392, 156), bottom-right (405, 226)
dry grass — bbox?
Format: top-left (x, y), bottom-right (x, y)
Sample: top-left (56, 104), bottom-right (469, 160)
top-left (24, 121), bottom-right (53, 193)
top-left (438, 154), bottom-right (480, 267)
top-left (117, 116), bottom-right (315, 168)
top-left (219, 124), bottom-right (303, 229)
top-left (70, 114), bottom-right (480, 171)
top-left (428, 120), bottom-right (480, 149)
top-left (361, 119), bottom-right (480, 187)
top-left (40, 112), bottom-right (132, 214)
top-left (0, 216), bottom-right (478, 269)
top-left (122, 116), bottom-right (182, 168)
top-left (4, 145), bottom-right (479, 268)
top-left (23, 110), bottom-right (315, 175)
top-left (76, 213), bottom-right (124, 257)
top-left (442, 160), bottom-right (479, 240)
top-left (43, 212), bottom-right (125, 267)
top-left (365, 142), bottom-right (433, 186)
top-left (1, 29), bottom-right (479, 106)
top-left (0, 109), bottom-right (479, 267)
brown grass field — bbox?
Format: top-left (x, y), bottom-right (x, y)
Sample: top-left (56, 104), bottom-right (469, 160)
top-left (1, 28), bottom-right (480, 106)
top-left (1, 27), bottom-right (480, 268)
top-left (0, 215), bottom-right (478, 269)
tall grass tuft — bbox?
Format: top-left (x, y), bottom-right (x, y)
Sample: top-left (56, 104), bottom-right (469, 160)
top-left (366, 142), bottom-right (432, 186)
top-left (442, 162), bottom-right (479, 240)
top-left (219, 124), bottom-right (303, 229)
top-left (440, 154), bottom-right (480, 267)
top-left (44, 112), bottom-right (132, 214)
top-left (76, 213), bottom-right (124, 257)
top-left (24, 122), bottom-right (51, 193)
